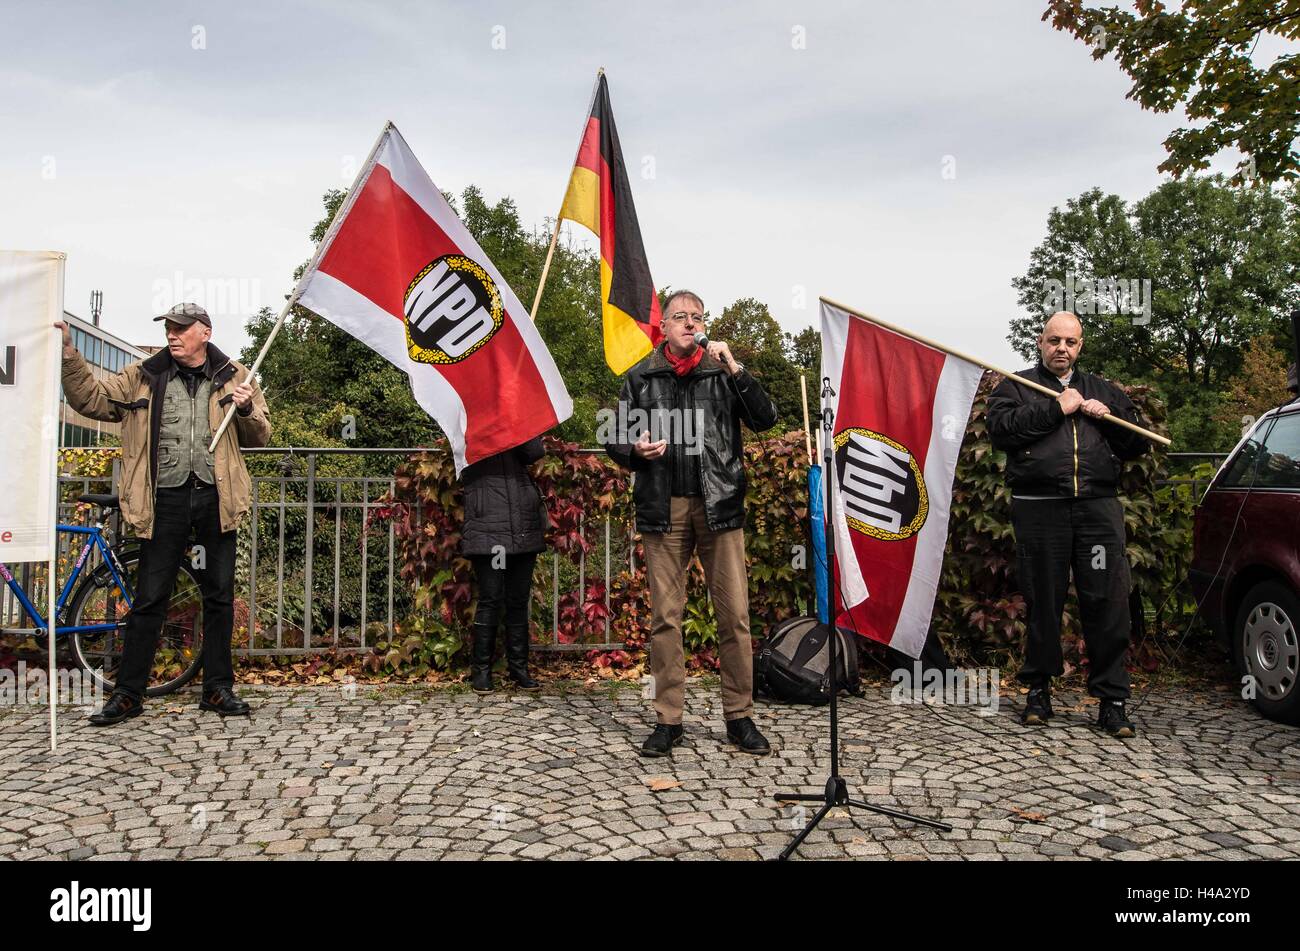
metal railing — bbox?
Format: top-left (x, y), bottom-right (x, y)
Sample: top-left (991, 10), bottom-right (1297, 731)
top-left (1157, 451), bottom-right (1230, 499)
top-left (1, 448), bottom-right (631, 654)
top-left (2, 446), bottom-right (1237, 656)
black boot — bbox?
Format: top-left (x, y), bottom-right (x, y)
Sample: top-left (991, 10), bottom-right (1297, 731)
top-left (1020, 683), bottom-right (1054, 726)
top-left (505, 623), bottom-right (541, 692)
top-left (640, 723), bottom-right (685, 757)
top-left (725, 716), bottom-right (772, 756)
top-left (471, 623), bottom-right (496, 694)
top-left (1096, 699), bottom-right (1136, 738)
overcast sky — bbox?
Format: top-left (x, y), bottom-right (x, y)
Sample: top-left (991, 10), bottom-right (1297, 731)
top-left (1, 0), bottom-right (1283, 373)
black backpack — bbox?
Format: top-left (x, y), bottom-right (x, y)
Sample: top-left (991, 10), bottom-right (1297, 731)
top-left (755, 615), bottom-right (861, 706)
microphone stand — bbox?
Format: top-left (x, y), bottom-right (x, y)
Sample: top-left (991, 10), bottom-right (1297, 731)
top-left (772, 379), bottom-right (952, 860)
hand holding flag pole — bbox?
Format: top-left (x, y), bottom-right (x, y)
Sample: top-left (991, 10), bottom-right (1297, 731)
top-left (819, 297), bottom-right (1171, 447)
top-left (208, 122), bottom-right (396, 454)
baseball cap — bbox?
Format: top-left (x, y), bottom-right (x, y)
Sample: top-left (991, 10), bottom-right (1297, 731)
top-left (154, 302), bottom-right (212, 328)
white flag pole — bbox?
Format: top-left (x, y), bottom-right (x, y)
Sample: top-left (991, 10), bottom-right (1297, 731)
top-left (819, 297), bottom-right (1172, 447)
top-left (208, 121), bottom-right (396, 453)
top-left (47, 254), bottom-right (66, 753)
top-left (48, 411), bottom-right (58, 753)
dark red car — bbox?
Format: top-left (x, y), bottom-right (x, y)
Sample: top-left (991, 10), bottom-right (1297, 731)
top-left (1190, 399), bottom-right (1300, 725)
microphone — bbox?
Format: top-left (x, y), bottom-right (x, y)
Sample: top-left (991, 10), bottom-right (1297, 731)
top-left (693, 331), bottom-right (709, 348)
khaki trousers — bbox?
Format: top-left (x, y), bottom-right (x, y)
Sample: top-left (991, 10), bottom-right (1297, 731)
top-left (641, 496), bottom-right (754, 724)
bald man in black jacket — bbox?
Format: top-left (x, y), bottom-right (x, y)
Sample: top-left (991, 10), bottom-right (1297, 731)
top-left (987, 312), bottom-right (1149, 738)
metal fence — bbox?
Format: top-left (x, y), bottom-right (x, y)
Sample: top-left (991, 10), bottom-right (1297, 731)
top-left (1, 448), bottom-right (631, 654)
top-left (1158, 452), bottom-right (1230, 499)
top-left (2, 445), bottom-right (1233, 656)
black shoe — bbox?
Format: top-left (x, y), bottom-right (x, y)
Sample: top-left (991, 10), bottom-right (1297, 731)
top-left (640, 723), bottom-right (685, 757)
top-left (199, 687), bottom-right (251, 717)
top-left (1020, 684), bottom-right (1054, 725)
top-left (471, 623), bottom-right (496, 695)
top-left (725, 717), bottom-right (772, 756)
top-left (505, 623), bottom-right (541, 692)
top-left (1096, 699), bottom-right (1136, 738)
top-left (88, 692), bottom-right (142, 726)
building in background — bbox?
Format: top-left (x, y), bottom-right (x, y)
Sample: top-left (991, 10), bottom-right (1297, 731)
top-left (60, 303), bottom-right (148, 447)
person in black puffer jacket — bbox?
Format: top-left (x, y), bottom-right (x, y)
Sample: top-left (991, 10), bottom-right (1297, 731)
top-left (460, 435), bottom-right (548, 694)
top-left (986, 312), bottom-right (1150, 739)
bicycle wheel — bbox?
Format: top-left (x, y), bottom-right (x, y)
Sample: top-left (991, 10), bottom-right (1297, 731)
top-left (67, 549), bottom-right (205, 697)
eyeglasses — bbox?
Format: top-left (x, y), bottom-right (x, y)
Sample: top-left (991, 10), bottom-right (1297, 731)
top-left (668, 311), bottom-right (705, 327)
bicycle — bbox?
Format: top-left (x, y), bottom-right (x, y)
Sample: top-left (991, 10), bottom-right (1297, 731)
top-left (0, 494), bottom-right (204, 696)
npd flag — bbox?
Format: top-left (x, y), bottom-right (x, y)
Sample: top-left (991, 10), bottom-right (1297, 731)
top-left (297, 123), bottom-right (573, 474)
top-left (820, 300), bottom-right (982, 659)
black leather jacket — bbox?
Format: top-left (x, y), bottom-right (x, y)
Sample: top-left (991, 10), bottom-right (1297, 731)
top-left (986, 363), bottom-right (1149, 498)
top-left (603, 344), bottom-right (778, 533)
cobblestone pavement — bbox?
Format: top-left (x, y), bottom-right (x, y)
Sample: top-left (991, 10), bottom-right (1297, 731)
top-left (1, 678), bottom-right (1298, 860)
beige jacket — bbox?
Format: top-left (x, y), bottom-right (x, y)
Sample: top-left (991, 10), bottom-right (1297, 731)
top-left (61, 342), bottom-right (271, 538)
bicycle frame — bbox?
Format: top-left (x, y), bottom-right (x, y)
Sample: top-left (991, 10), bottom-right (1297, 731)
top-left (0, 524), bottom-right (133, 635)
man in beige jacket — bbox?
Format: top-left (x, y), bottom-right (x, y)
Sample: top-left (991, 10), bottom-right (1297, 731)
top-left (57, 303), bottom-right (270, 725)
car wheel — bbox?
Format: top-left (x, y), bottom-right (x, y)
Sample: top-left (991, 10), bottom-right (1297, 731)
top-left (1234, 581), bottom-right (1300, 725)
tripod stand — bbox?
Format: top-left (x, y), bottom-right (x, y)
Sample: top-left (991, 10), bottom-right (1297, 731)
top-left (773, 384), bottom-right (952, 860)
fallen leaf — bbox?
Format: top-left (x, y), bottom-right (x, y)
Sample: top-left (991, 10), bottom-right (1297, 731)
top-left (646, 777), bottom-right (682, 792)
top-left (1009, 806), bottom-right (1047, 823)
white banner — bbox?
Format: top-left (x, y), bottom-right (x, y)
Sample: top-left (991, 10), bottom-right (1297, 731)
top-left (0, 251), bottom-right (65, 563)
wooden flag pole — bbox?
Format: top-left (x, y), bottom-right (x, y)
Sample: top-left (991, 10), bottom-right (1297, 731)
top-left (799, 373), bottom-right (813, 466)
top-left (529, 218), bottom-right (563, 323)
top-left (208, 122), bottom-right (395, 453)
top-left (820, 297), bottom-right (1171, 447)
top-left (529, 68), bottom-right (604, 323)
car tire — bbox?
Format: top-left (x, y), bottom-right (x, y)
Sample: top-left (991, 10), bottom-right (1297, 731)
top-left (1233, 580), bottom-right (1300, 725)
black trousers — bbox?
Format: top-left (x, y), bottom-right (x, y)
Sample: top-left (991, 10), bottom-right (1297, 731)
top-left (1011, 496), bottom-right (1131, 700)
top-left (115, 479), bottom-right (237, 700)
top-left (470, 552), bottom-right (538, 630)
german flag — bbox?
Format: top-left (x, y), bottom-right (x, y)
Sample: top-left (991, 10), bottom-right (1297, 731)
top-left (557, 73), bottom-right (663, 375)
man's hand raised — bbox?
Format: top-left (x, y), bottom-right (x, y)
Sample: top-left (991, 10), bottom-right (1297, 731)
top-left (53, 320), bottom-right (74, 358)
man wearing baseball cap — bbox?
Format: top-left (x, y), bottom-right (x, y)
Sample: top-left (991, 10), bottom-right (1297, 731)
top-left (55, 302), bottom-right (271, 724)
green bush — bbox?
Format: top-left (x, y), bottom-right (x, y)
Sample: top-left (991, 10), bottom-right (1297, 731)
top-left (377, 383), bottom-right (1195, 676)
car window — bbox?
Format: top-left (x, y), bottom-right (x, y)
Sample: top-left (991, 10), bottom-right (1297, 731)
top-left (1219, 431), bottom-right (1267, 487)
top-left (1255, 412), bottom-right (1300, 489)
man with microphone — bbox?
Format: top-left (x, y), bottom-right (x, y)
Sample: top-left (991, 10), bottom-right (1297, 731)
top-left (603, 289), bottom-right (778, 757)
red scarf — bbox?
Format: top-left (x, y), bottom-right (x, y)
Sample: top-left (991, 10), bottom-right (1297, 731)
top-left (663, 344), bottom-right (704, 377)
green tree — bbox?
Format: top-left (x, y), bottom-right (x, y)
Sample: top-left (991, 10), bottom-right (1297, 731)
top-left (709, 297), bottom-right (805, 436)
top-left (1009, 175), bottom-right (1299, 446)
top-left (785, 326), bottom-right (820, 374)
top-left (1211, 334), bottom-right (1296, 436)
top-left (1043, 0), bottom-right (1300, 183)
